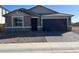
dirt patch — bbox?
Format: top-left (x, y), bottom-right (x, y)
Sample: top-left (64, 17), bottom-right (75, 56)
top-left (72, 26), bottom-right (79, 33)
top-left (0, 37), bottom-right (47, 43)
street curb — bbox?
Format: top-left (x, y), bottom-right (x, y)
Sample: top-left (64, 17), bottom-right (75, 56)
top-left (0, 42), bottom-right (79, 52)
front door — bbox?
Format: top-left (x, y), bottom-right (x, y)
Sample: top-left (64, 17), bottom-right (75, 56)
top-left (31, 18), bottom-right (38, 31)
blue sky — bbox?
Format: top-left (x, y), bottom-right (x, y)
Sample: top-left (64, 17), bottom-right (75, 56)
top-left (3, 5), bottom-right (79, 23)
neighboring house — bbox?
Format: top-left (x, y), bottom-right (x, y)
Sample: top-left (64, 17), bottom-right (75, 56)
top-left (0, 6), bottom-right (9, 24)
top-left (3, 5), bottom-right (73, 31)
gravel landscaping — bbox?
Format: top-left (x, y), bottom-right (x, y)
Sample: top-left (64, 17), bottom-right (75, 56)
top-left (0, 31), bottom-right (79, 43)
top-left (0, 31), bottom-right (47, 43)
top-left (46, 32), bottom-right (79, 42)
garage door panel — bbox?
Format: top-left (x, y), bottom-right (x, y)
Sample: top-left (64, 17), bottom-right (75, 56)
top-left (43, 19), bottom-right (67, 31)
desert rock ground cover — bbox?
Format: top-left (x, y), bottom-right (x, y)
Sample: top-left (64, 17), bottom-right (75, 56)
top-left (0, 30), bottom-right (79, 43)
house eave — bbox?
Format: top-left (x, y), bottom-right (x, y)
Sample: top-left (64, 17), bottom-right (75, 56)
top-left (3, 8), bottom-right (39, 17)
top-left (42, 13), bottom-right (74, 17)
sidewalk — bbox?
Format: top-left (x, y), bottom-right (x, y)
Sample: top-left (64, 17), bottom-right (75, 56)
top-left (0, 42), bottom-right (79, 52)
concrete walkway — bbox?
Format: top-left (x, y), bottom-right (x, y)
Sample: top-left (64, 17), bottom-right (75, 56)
top-left (0, 42), bottom-right (79, 52)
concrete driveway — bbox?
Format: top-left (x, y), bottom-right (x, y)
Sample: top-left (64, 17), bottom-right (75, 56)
top-left (0, 31), bottom-right (79, 43)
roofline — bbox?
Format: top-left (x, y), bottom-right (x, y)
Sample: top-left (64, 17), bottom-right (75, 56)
top-left (3, 9), bottom-right (26, 17)
top-left (42, 13), bottom-right (74, 17)
top-left (59, 13), bottom-right (74, 16)
top-left (0, 5), bottom-right (10, 12)
top-left (28, 5), bottom-right (59, 13)
top-left (3, 5), bottom-right (74, 17)
top-left (3, 8), bottom-right (38, 17)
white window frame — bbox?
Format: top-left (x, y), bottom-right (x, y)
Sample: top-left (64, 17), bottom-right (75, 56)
top-left (12, 16), bottom-right (24, 28)
top-left (5, 16), bottom-right (41, 29)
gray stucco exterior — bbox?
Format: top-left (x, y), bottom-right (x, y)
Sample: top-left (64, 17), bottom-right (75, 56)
top-left (3, 5), bottom-right (73, 31)
top-left (5, 16), bottom-right (12, 27)
top-left (67, 17), bottom-right (72, 31)
top-left (24, 16), bottom-right (31, 26)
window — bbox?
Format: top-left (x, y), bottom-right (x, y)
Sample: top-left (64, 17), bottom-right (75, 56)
top-left (12, 16), bottom-right (23, 27)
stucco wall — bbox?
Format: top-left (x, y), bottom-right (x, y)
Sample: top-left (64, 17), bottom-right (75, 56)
top-left (5, 11), bottom-right (32, 27)
top-left (4, 11), bottom-right (32, 31)
top-left (24, 16), bottom-right (31, 26)
top-left (5, 16), bottom-right (12, 27)
top-left (67, 17), bottom-right (72, 31)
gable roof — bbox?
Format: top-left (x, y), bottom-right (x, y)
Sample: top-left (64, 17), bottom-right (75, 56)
top-left (18, 8), bottom-right (38, 16)
top-left (3, 5), bottom-right (74, 17)
top-left (28, 5), bottom-right (59, 15)
top-left (3, 8), bottom-right (38, 17)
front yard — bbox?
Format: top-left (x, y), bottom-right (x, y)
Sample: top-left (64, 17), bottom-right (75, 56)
top-left (0, 31), bottom-right (79, 43)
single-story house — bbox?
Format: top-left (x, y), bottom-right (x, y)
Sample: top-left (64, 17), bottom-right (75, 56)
top-left (3, 5), bottom-right (73, 31)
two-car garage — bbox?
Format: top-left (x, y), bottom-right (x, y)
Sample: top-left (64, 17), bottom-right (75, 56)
top-left (42, 19), bottom-right (67, 31)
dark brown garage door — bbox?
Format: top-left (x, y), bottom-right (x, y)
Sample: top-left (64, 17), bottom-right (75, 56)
top-left (43, 19), bottom-right (67, 31)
